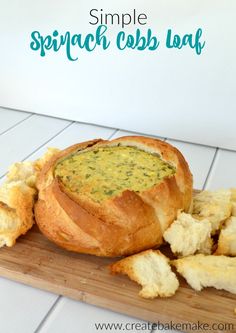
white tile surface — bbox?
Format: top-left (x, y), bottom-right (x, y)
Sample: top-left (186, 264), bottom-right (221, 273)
top-left (166, 139), bottom-right (216, 190)
top-left (26, 122), bottom-right (116, 161)
top-left (38, 297), bottom-right (151, 333)
top-left (0, 114), bottom-right (70, 176)
top-left (0, 276), bottom-right (56, 333)
top-left (0, 107), bottom-right (31, 134)
top-left (205, 149), bottom-right (236, 190)
top-left (111, 129), bottom-right (165, 140)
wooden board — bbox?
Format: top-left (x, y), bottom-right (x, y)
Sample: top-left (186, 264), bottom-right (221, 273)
top-left (0, 193), bottom-right (235, 332)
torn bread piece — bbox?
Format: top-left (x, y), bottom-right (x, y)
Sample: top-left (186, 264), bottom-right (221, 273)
top-left (0, 180), bottom-right (36, 247)
top-left (33, 147), bottom-right (60, 172)
top-left (163, 212), bottom-right (212, 256)
top-left (0, 147), bottom-right (60, 247)
top-left (216, 216), bottom-right (236, 256)
top-left (172, 254), bottom-right (236, 294)
top-left (192, 190), bottom-right (232, 234)
top-left (7, 161), bottom-right (37, 187)
top-left (110, 249), bottom-right (179, 298)
top-left (6, 147), bottom-right (60, 189)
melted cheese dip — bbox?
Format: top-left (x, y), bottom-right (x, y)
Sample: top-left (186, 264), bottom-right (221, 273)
top-left (54, 146), bottom-right (175, 202)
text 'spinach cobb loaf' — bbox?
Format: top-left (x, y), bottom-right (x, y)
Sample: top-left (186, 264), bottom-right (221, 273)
top-left (35, 136), bottom-right (193, 256)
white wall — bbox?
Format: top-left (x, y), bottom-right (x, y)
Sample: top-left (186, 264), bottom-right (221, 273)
top-left (0, 0), bottom-right (236, 149)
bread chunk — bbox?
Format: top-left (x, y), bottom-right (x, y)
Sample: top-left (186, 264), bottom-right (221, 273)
top-left (7, 161), bottom-right (37, 187)
top-left (0, 173), bottom-right (36, 247)
top-left (110, 249), bottom-right (179, 298)
top-left (172, 254), bottom-right (236, 294)
top-left (192, 190), bottom-right (232, 234)
top-left (216, 217), bottom-right (236, 256)
top-left (0, 147), bottom-right (60, 247)
top-left (163, 212), bottom-right (212, 256)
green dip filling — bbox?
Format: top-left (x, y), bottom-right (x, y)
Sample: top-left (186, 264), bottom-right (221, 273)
top-left (54, 146), bottom-right (176, 202)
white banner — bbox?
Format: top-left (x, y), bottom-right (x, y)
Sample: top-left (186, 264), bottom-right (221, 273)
top-left (0, 0), bottom-right (236, 149)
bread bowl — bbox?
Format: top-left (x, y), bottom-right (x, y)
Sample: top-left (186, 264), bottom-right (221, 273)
top-left (35, 136), bottom-right (193, 256)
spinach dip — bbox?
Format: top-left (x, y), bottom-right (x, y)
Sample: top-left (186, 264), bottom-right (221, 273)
top-left (54, 146), bottom-right (176, 202)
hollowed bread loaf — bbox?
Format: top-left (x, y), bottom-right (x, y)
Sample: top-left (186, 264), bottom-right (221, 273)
top-left (35, 136), bottom-right (192, 256)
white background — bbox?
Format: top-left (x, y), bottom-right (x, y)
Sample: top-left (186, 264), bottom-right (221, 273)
top-left (0, 0), bottom-right (236, 150)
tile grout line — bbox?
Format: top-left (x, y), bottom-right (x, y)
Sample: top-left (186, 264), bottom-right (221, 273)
top-left (108, 128), bottom-right (119, 139)
top-left (33, 296), bottom-right (62, 333)
top-left (0, 113), bottom-right (34, 137)
top-left (21, 121), bottom-right (117, 163)
top-left (1, 105), bottom-right (236, 152)
top-left (202, 148), bottom-right (219, 190)
top-left (108, 128), bottom-right (166, 142)
top-left (0, 123), bottom-right (117, 182)
top-left (0, 105), bottom-right (122, 135)
top-left (21, 121), bottom-right (74, 162)
top-left (0, 121), bottom-right (74, 180)
top-left (164, 135), bottom-right (236, 152)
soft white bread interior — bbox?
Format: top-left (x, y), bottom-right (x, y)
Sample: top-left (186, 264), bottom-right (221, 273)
top-left (163, 212), bottom-right (212, 256)
top-left (0, 148), bottom-right (60, 247)
top-left (110, 249), bottom-right (179, 298)
top-left (172, 254), bottom-right (236, 294)
top-left (216, 216), bottom-right (236, 256)
top-left (7, 161), bottom-right (37, 187)
top-left (192, 190), bottom-right (232, 234)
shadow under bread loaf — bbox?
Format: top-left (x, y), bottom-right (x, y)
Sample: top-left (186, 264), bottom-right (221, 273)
top-left (35, 136), bottom-right (193, 257)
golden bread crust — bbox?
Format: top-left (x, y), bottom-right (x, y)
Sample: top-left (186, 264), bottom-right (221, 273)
top-left (35, 136), bottom-right (193, 256)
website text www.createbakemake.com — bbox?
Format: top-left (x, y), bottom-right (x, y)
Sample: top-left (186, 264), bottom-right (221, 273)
top-left (94, 320), bottom-right (234, 332)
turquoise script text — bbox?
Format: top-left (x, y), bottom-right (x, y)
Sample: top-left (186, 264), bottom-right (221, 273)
top-left (30, 25), bottom-right (110, 61)
top-left (29, 26), bottom-right (205, 60)
top-left (166, 28), bottom-right (205, 55)
top-left (116, 29), bottom-right (159, 50)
